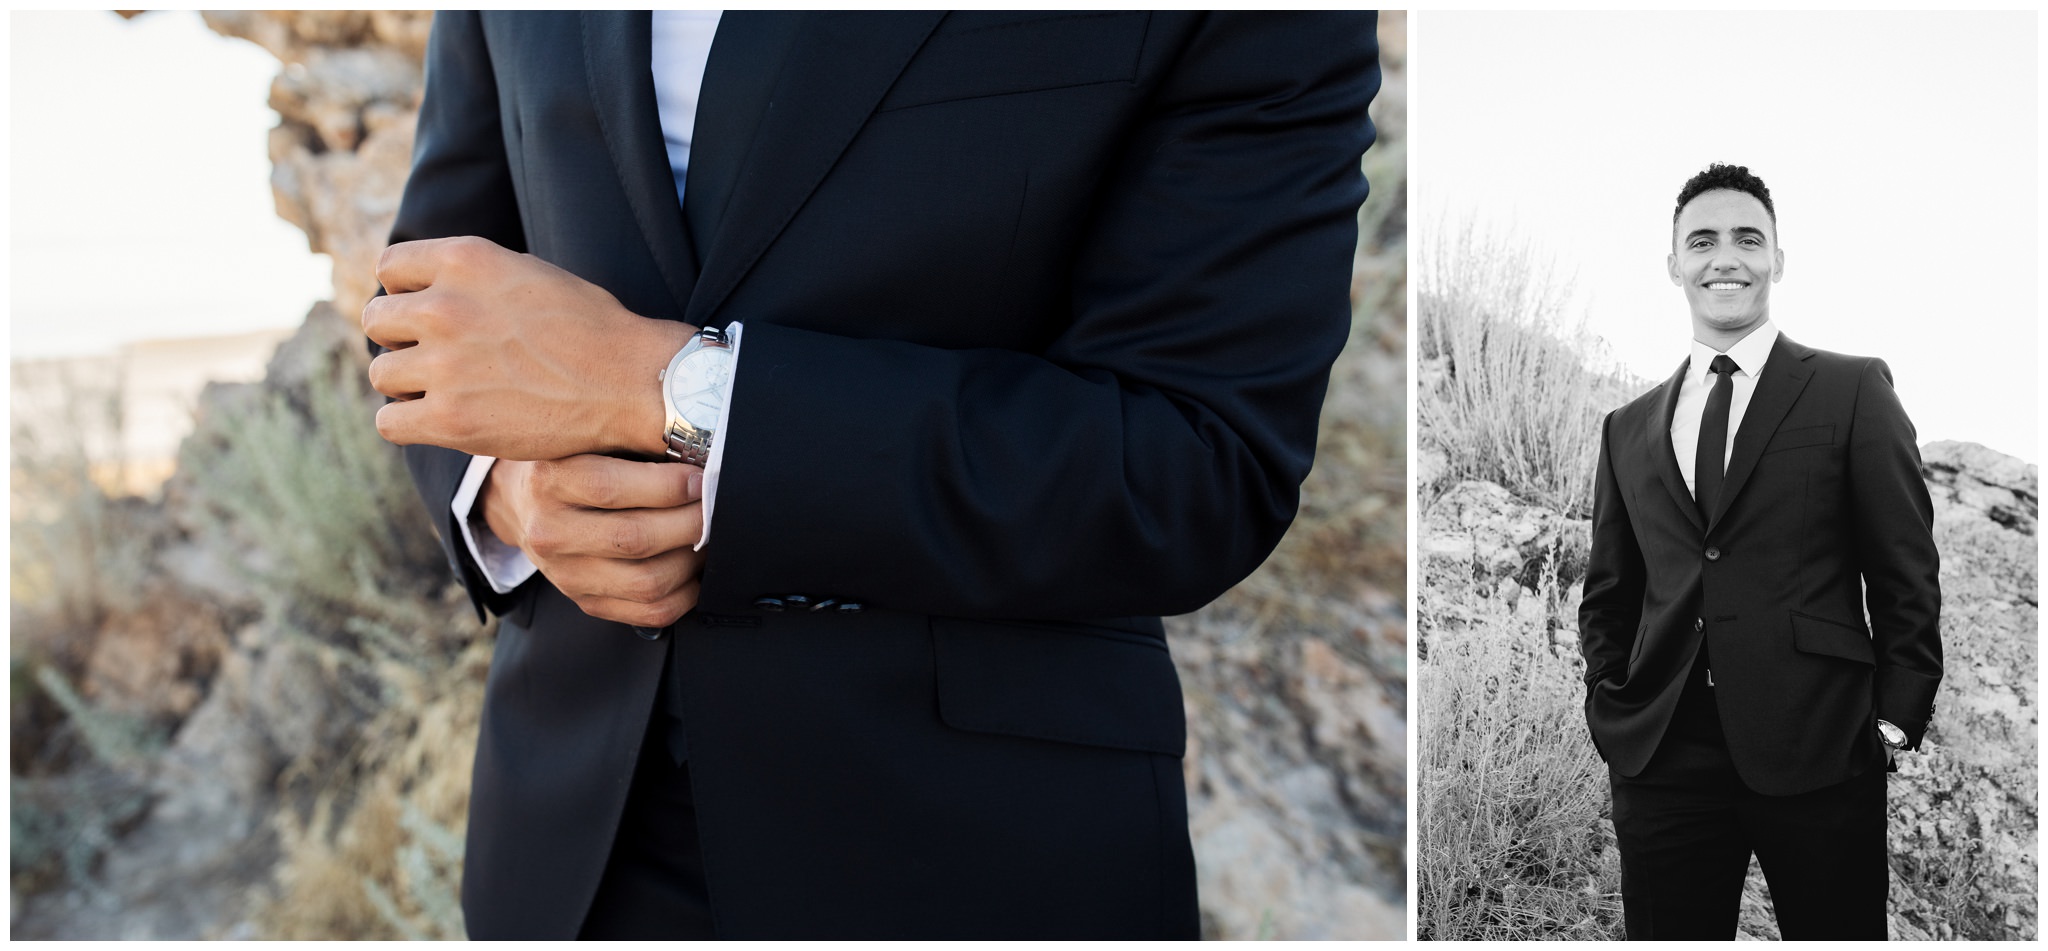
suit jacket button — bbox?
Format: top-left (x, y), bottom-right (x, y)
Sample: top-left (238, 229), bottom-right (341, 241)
top-left (810, 598), bottom-right (840, 613)
top-left (837, 602), bottom-right (864, 614)
top-left (754, 597), bottom-right (786, 612)
top-left (783, 594), bottom-right (813, 610)
top-left (633, 626), bottom-right (665, 641)
top-left (1705, 547), bottom-right (1722, 561)
top-left (1695, 617), bottom-right (1704, 631)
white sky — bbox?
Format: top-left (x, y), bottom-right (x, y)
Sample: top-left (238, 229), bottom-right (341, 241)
top-left (9, 10), bottom-right (331, 359)
top-left (1413, 11), bottom-right (2039, 464)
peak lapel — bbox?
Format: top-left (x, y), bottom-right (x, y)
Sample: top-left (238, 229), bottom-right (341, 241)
top-left (1649, 358), bottom-right (1705, 535)
top-left (1708, 334), bottom-right (1815, 531)
top-left (582, 11), bottom-right (698, 320)
top-left (682, 11), bottom-right (945, 329)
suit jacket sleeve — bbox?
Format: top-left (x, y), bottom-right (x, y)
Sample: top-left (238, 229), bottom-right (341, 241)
top-left (376, 10), bottom-right (533, 622)
top-left (698, 15), bottom-right (1380, 621)
top-left (1848, 359), bottom-right (1942, 747)
top-left (1579, 409), bottom-right (1644, 692)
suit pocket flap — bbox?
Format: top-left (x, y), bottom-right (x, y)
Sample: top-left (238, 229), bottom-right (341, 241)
top-left (932, 617), bottom-right (1185, 756)
top-left (1791, 611), bottom-right (1874, 664)
top-left (878, 12), bottom-right (1146, 113)
top-left (1765, 424), bottom-right (1834, 454)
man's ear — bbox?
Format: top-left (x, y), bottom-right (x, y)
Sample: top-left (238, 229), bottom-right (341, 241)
top-left (1770, 247), bottom-right (1785, 283)
top-left (1666, 252), bottom-right (1682, 286)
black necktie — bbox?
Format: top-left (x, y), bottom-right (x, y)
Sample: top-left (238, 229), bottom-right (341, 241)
top-left (1694, 354), bottom-right (1739, 523)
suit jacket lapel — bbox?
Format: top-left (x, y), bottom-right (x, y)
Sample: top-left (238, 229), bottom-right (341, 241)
top-left (684, 12), bottom-right (802, 255)
top-left (582, 11), bottom-right (699, 320)
top-left (1709, 333), bottom-right (1815, 531)
top-left (1648, 358), bottom-right (1705, 535)
top-left (683, 11), bottom-right (945, 328)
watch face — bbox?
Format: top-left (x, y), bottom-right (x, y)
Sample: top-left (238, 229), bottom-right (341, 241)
top-left (669, 347), bottom-right (736, 430)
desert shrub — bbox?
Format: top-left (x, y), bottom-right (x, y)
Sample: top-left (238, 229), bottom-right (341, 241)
top-left (1416, 618), bottom-right (1621, 940)
top-left (1417, 223), bottom-right (1631, 518)
top-left (9, 362), bottom-right (153, 631)
top-left (174, 340), bottom-right (452, 676)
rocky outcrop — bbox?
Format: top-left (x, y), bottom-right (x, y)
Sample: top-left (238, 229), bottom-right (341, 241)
top-left (201, 11), bottom-right (429, 321)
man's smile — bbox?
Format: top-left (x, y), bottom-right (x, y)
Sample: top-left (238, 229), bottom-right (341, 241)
top-left (1704, 280), bottom-right (1749, 290)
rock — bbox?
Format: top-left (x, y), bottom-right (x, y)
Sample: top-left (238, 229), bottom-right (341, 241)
top-left (82, 581), bottom-right (231, 722)
top-left (1422, 480), bottom-right (1580, 596)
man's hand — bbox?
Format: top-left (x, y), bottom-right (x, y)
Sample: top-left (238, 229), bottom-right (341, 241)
top-left (482, 454), bottom-right (707, 628)
top-left (365, 236), bottom-right (694, 461)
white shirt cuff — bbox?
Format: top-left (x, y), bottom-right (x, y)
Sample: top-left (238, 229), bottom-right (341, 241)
top-left (695, 321), bottom-right (741, 551)
top-left (453, 455), bottom-right (539, 595)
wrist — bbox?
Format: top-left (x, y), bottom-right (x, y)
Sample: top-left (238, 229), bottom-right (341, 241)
top-left (480, 459), bottom-right (533, 550)
top-left (607, 316), bottom-right (697, 457)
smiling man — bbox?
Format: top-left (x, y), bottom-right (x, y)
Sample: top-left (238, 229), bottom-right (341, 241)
top-left (1578, 163), bottom-right (1942, 939)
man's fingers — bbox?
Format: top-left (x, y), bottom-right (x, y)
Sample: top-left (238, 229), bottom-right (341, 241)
top-left (366, 346), bottom-right (431, 400)
top-left (573, 578), bottom-right (703, 629)
top-left (376, 235), bottom-right (504, 294)
top-left (374, 397), bottom-right (443, 447)
top-left (524, 502), bottom-right (706, 561)
top-left (360, 291), bottom-right (427, 350)
top-left (529, 455), bottom-right (706, 511)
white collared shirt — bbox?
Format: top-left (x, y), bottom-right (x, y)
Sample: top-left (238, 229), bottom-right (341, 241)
top-left (1670, 320), bottom-right (1779, 499)
top-left (453, 12), bottom-right (736, 594)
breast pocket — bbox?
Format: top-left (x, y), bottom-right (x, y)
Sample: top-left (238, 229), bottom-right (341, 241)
top-left (1764, 424), bottom-right (1834, 454)
top-left (877, 12), bottom-right (1148, 113)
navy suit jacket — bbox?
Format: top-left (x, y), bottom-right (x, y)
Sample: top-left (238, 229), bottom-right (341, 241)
top-left (1579, 332), bottom-right (1942, 797)
top-left (385, 11), bottom-right (1379, 938)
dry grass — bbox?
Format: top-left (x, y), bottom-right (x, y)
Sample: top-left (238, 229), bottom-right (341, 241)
top-left (1416, 571), bottom-right (1622, 940)
top-left (1416, 222), bottom-right (1635, 519)
top-left (255, 637), bottom-right (487, 940)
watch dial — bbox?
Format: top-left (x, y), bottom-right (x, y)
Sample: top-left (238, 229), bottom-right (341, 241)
top-left (671, 348), bottom-right (736, 429)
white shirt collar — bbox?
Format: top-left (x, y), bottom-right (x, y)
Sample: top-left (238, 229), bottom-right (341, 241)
top-left (1688, 319), bottom-right (1779, 384)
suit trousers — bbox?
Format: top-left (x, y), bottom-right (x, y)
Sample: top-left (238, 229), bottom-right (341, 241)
top-left (576, 642), bottom-right (716, 939)
top-left (1609, 661), bottom-right (1888, 940)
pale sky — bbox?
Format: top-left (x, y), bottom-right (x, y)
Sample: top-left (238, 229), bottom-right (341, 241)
top-left (1414, 11), bottom-right (2038, 464)
top-left (10, 10), bottom-right (332, 358)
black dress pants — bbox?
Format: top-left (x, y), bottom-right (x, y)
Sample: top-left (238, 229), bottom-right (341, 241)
top-left (1609, 659), bottom-right (1888, 940)
top-left (576, 643), bottom-right (716, 939)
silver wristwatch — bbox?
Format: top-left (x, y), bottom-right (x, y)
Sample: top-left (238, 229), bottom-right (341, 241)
top-left (658, 327), bottom-right (735, 466)
top-left (1876, 719), bottom-right (1907, 750)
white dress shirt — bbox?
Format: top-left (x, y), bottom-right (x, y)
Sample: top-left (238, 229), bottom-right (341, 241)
top-left (453, 10), bottom-right (739, 594)
top-left (1670, 320), bottom-right (1778, 499)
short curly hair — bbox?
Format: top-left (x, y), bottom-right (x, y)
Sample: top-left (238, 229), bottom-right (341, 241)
top-left (1672, 163), bottom-right (1776, 239)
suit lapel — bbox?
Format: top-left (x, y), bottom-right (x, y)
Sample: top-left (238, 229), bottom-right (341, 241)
top-left (1709, 333), bottom-right (1815, 531)
top-left (684, 12), bottom-right (802, 254)
top-left (582, 11), bottom-right (699, 320)
top-left (1647, 358), bottom-right (1705, 535)
top-left (682, 11), bottom-right (945, 328)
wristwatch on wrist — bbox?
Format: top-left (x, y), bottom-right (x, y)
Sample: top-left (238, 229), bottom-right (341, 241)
top-left (1876, 719), bottom-right (1908, 750)
top-left (658, 327), bottom-right (735, 466)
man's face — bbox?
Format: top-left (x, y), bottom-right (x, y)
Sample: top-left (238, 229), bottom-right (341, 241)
top-left (1667, 188), bottom-right (1784, 344)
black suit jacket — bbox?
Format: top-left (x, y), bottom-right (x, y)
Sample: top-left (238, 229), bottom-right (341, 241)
top-left (1579, 333), bottom-right (1942, 797)
top-left (386, 11), bottom-right (1379, 938)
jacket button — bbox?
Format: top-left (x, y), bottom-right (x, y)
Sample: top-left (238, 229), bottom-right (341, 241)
top-left (810, 598), bottom-right (839, 613)
top-left (837, 602), bottom-right (864, 615)
top-left (1694, 618), bottom-right (1704, 631)
top-left (1705, 547), bottom-right (1722, 561)
top-left (783, 594), bottom-right (813, 610)
top-left (633, 626), bottom-right (665, 641)
top-left (754, 597), bottom-right (786, 612)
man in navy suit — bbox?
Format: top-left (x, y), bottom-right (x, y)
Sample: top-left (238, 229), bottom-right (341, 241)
top-left (364, 12), bottom-right (1380, 938)
top-left (1579, 164), bottom-right (1941, 939)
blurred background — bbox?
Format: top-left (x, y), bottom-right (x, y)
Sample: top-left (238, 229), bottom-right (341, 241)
top-left (8, 11), bottom-right (1408, 938)
top-left (1411, 11), bottom-right (2036, 941)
